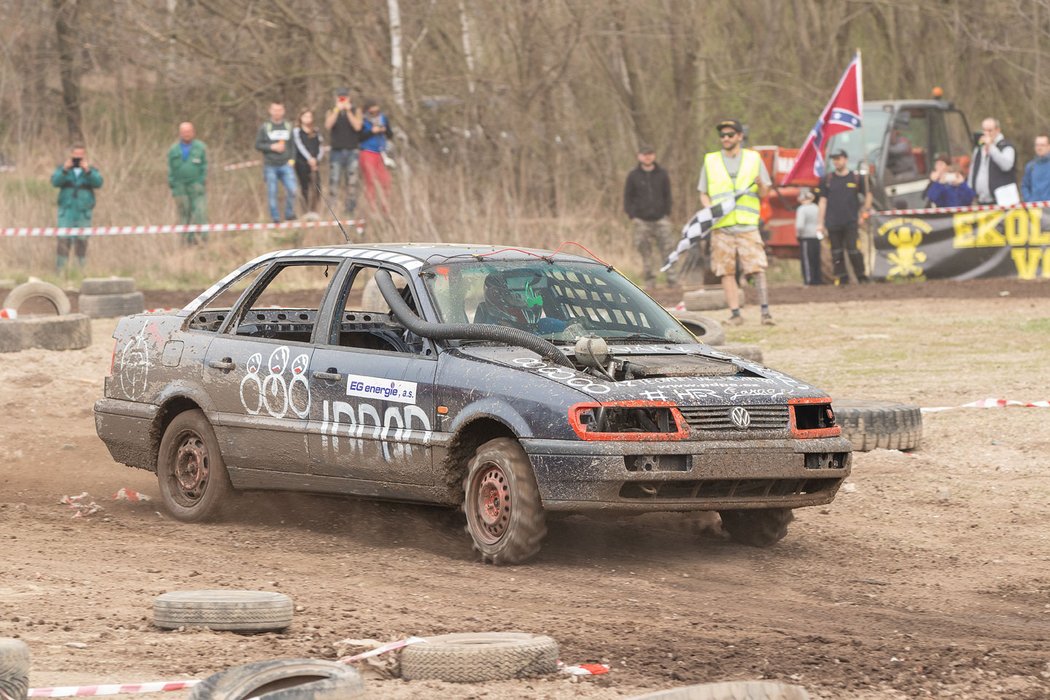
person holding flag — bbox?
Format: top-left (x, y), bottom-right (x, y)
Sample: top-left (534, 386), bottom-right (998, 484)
top-left (697, 119), bottom-right (774, 326)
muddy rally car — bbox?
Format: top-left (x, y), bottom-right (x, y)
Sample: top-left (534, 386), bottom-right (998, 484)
top-left (95, 244), bottom-right (851, 564)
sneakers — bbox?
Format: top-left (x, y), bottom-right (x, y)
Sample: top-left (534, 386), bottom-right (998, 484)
top-left (726, 313), bottom-right (744, 326)
top-left (761, 313), bottom-right (776, 326)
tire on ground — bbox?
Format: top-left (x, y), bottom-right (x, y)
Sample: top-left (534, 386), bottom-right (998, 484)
top-left (400, 632), bottom-right (559, 683)
top-left (2, 280), bottom-right (71, 316)
top-left (0, 314), bottom-right (92, 353)
top-left (78, 291), bottom-right (145, 318)
top-left (682, 287), bottom-right (727, 312)
top-left (154, 590), bottom-right (294, 631)
top-left (188, 658), bottom-right (365, 700)
top-left (718, 508), bottom-right (794, 548)
top-left (629, 679), bottom-right (811, 700)
top-left (669, 311), bottom-right (726, 346)
top-left (832, 399), bottom-right (923, 452)
top-left (0, 637), bottom-right (30, 700)
top-left (715, 343), bottom-right (763, 364)
top-left (79, 277), bottom-right (136, 296)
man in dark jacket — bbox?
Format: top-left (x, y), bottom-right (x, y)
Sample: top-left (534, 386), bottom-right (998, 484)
top-left (254, 101), bottom-right (298, 223)
top-left (623, 144), bottom-right (674, 287)
top-left (167, 121), bottom-right (208, 244)
top-left (969, 117), bottom-right (1017, 204)
top-left (51, 143), bottom-right (103, 272)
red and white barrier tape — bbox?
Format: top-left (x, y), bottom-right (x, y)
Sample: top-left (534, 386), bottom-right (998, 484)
top-left (878, 200), bottom-right (1050, 216)
top-left (0, 308), bottom-right (17, 319)
top-left (220, 160), bottom-right (259, 172)
top-left (337, 635), bottom-right (426, 664)
top-left (28, 680), bottom-right (199, 697)
top-left (1, 219), bottom-right (364, 238)
top-left (560, 662), bottom-right (610, 676)
top-left (922, 397), bottom-right (1050, 413)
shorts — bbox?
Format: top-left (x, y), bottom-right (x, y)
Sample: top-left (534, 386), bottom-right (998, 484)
top-left (709, 228), bottom-right (768, 277)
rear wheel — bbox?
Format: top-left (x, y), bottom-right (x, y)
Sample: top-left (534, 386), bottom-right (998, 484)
top-left (463, 438), bottom-right (546, 565)
top-left (157, 409), bottom-right (232, 522)
top-left (718, 508), bottom-right (793, 547)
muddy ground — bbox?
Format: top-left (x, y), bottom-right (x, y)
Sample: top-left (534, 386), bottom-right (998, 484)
top-left (1, 278), bottom-right (1049, 699)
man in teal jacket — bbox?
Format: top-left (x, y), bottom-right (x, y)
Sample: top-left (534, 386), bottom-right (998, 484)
top-left (167, 121), bottom-right (208, 244)
top-left (51, 144), bottom-right (103, 272)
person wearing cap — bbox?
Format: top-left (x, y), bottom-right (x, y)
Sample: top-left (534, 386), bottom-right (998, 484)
top-left (324, 87), bottom-right (364, 214)
top-left (794, 188), bottom-right (822, 285)
top-left (815, 149), bottom-right (872, 284)
top-left (623, 144), bottom-right (674, 288)
top-left (697, 118), bottom-right (774, 325)
top-left (969, 118), bottom-right (1017, 205)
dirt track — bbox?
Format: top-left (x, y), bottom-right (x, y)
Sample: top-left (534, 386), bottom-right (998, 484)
top-left (2, 280), bottom-right (1049, 699)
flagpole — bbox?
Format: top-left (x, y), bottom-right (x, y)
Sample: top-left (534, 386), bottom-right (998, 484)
top-left (856, 48), bottom-right (874, 278)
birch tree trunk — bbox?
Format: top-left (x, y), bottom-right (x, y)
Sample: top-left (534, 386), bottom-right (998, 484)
top-left (387, 0), bottom-right (405, 110)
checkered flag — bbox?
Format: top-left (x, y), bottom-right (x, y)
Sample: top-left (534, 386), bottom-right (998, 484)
top-left (660, 197), bottom-right (737, 272)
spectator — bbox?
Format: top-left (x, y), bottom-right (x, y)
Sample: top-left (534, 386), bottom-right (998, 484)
top-left (324, 87), bottom-right (363, 215)
top-left (167, 121), bottom-right (208, 244)
top-left (885, 113), bottom-right (920, 183)
top-left (50, 143), bottom-right (102, 272)
top-left (293, 108), bottom-right (324, 219)
top-left (697, 118), bottom-right (774, 326)
top-left (254, 101), bottom-right (298, 223)
top-left (1022, 133), bottom-right (1050, 203)
top-left (968, 118), bottom-right (1017, 205)
top-left (623, 144), bottom-right (674, 288)
top-left (359, 99), bottom-right (393, 214)
top-left (926, 155), bottom-right (975, 207)
top-left (815, 149), bottom-right (872, 285)
top-left (794, 188), bottom-right (822, 285)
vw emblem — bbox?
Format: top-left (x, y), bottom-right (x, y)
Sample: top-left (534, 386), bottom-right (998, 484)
top-left (730, 406), bottom-right (751, 429)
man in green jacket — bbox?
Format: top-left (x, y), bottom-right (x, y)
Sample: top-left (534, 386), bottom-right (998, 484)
top-left (50, 144), bottom-right (103, 272)
top-left (167, 121), bottom-right (208, 244)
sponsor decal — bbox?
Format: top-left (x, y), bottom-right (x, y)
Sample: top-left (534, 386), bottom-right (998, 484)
top-left (345, 374), bottom-right (417, 404)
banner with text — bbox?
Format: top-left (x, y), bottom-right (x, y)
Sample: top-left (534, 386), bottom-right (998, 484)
top-left (871, 203), bottom-right (1050, 281)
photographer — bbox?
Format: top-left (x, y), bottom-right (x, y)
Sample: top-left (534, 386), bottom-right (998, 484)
top-left (324, 87), bottom-right (363, 215)
top-left (50, 144), bottom-right (103, 272)
top-left (968, 117), bottom-right (1017, 204)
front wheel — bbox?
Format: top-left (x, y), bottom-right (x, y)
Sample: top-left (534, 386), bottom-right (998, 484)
top-left (718, 508), bottom-right (793, 547)
top-left (157, 409), bottom-right (233, 522)
top-left (463, 438), bottom-right (547, 565)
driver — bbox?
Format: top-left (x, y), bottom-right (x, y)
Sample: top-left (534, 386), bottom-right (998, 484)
top-left (474, 270), bottom-right (566, 334)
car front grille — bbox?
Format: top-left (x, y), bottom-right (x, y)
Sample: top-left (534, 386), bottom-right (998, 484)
top-left (678, 404), bottom-right (790, 433)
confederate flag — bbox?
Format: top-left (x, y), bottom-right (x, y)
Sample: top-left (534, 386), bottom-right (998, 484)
top-left (780, 53), bottom-right (863, 185)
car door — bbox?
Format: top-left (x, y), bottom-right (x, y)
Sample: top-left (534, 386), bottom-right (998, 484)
top-left (307, 264), bottom-right (438, 486)
top-left (203, 258), bottom-right (340, 474)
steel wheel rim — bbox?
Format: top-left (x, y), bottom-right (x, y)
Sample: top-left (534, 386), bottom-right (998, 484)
top-left (469, 462), bottom-right (511, 545)
top-left (170, 431), bottom-right (209, 505)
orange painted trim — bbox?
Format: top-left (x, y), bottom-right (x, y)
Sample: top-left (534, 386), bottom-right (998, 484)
top-left (788, 397), bottom-right (842, 438)
top-left (568, 400), bottom-right (689, 441)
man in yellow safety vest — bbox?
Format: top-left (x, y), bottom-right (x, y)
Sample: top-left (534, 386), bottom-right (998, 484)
top-left (697, 119), bottom-right (774, 326)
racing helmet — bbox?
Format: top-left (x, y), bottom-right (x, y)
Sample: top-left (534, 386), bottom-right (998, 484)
top-left (483, 271), bottom-right (544, 323)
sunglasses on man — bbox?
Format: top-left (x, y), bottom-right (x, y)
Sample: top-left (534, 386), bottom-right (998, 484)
top-left (719, 131), bottom-right (738, 139)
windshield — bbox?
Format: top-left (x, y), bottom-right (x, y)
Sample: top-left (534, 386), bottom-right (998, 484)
top-left (826, 106), bottom-right (891, 172)
top-left (422, 259), bottom-right (695, 345)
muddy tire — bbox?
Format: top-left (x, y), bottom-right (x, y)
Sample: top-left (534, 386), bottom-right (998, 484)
top-left (77, 291), bottom-right (144, 318)
top-left (80, 277), bottom-right (136, 296)
top-left (189, 658), bottom-right (364, 699)
top-left (718, 508), bottom-right (794, 547)
top-left (630, 679), bottom-right (810, 699)
top-left (670, 311), bottom-right (726, 346)
top-left (0, 638), bottom-right (30, 700)
top-left (157, 409), bottom-right (233, 522)
top-left (716, 343), bottom-right (763, 363)
top-left (2, 280), bottom-right (71, 316)
top-left (833, 399), bottom-right (922, 452)
top-left (0, 314), bottom-right (92, 353)
top-left (463, 437), bottom-right (547, 565)
top-left (154, 590), bottom-right (294, 632)
top-left (400, 632), bottom-right (559, 682)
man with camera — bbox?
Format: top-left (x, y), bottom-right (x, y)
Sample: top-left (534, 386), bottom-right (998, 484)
top-left (968, 117), bottom-right (1017, 205)
top-left (50, 144), bottom-right (103, 272)
top-left (324, 87), bottom-right (363, 215)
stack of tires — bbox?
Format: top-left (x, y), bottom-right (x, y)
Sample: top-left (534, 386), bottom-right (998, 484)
top-left (0, 281), bottom-right (91, 353)
top-left (78, 278), bottom-right (144, 318)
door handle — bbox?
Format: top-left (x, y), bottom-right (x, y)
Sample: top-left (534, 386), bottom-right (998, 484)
top-left (208, 357), bottom-right (235, 371)
top-left (314, 369), bottom-right (343, 382)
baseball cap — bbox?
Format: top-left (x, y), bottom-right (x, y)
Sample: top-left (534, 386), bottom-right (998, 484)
top-left (830, 149), bottom-right (848, 159)
top-left (715, 119), bottom-right (743, 133)
top-left (335, 87), bottom-right (350, 97)
top-left (637, 143), bottom-right (655, 154)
